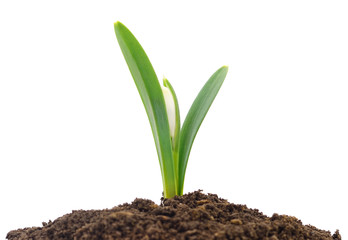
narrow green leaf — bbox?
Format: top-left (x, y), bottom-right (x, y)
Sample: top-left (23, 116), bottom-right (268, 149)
top-left (178, 66), bottom-right (228, 195)
top-left (114, 22), bottom-right (176, 198)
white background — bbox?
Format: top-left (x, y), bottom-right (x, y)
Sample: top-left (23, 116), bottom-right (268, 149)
top-left (0, 1), bottom-right (347, 239)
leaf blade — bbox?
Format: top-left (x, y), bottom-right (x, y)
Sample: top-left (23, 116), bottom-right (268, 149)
top-left (178, 66), bottom-right (228, 195)
top-left (114, 22), bottom-right (176, 198)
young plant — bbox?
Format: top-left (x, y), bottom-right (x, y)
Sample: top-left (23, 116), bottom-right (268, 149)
top-left (114, 21), bottom-right (228, 198)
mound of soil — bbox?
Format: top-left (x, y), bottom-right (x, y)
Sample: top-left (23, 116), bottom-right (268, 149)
top-left (7, 190), bottom-right (340, 240)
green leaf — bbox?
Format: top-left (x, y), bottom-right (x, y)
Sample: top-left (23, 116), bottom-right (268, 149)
top-left (178, 66), bottom-right (228, 195)
top-left (114, 21), bottom-right (176, 198)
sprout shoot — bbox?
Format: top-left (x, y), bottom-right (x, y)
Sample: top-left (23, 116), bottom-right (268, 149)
top-left (114, 21), bottom-right (228, 198)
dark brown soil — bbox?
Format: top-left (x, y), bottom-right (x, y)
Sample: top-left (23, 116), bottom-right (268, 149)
top-left (7, 190), bottom-right (340, 240)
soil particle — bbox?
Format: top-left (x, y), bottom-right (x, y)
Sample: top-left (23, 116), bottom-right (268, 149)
top-left (7, 190), bottom-right (340, 240)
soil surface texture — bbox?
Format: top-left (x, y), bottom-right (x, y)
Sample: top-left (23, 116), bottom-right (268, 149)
top-left (7, 190), bottom-right (340, 240)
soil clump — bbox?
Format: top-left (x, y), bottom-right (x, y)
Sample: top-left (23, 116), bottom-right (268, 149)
top-left (7, 190), bottom-right (340, 240)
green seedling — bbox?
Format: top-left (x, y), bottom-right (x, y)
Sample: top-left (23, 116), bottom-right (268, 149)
top-left (114, 21), bottom-right (228, 198)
